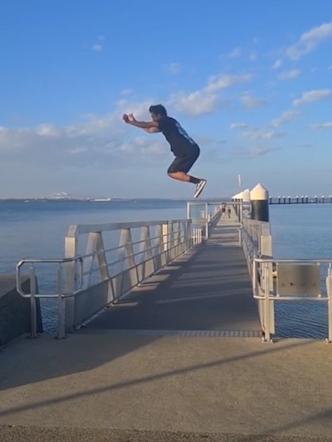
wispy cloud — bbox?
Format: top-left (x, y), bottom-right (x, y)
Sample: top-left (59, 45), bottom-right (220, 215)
top-left (0, 101), bottom-right (170, 170)
top-left (170, 73), bottom-right (252, 116)
top-left (165, 62), bottom-right (182, 75)
top-left (120, 89), bottom-right (134, 96)
top-left (243, 129), bottom-right (285, 140)
top-left (230, 123), bottom-right (249, 130)
top-left (240, 92), bottom-right (267, 109)
top-left (235, 145), bottom-right (280, 158)
top-left (206, 73), bottom-right (252, 92)
top-left (92, 35), bottom-right (106, 52)
top-left (278, 69), bottom-right (301, 80)
top-left (293, 89), bottom-right (332, 106)
top-left (272, 59), bottom-right (283, 70)
top-left (92, 44), bottom-right (103, 52)
top-left (169, 91), bottom-right (219, 116)
top-left (311, 122), bottom-right (332, 129)
top-left (271, 110), bottom-right (300, 127)
top-left (249, 51), bottom-right (258, 62)
top-left (228, 47), bottom-right (242, 58)
top-left (286, 21), bottom-right (332, 60)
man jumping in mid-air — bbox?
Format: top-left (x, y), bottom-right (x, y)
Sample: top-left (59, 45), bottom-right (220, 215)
top-left (123, 104), bottom-right (207, 198)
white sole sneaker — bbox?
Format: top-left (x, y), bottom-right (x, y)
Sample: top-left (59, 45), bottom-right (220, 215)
top-left (194, 179), bottom-right (207, 198)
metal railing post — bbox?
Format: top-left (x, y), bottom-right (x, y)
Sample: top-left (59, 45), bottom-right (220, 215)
top-left (263, 262), bottom-right (271, 342)
top-left (64, 227), bottom-right (78, 332)
top-left (205, 202), bottom-right (209, 240)
top-left (327, 267), bottom-right (332, 343)
top-left (29, 266), bottom-right (38, 338)
top-left (56, 265), bottom-right (66, 339)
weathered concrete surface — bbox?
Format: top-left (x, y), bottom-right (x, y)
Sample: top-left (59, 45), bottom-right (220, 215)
top-left (1, 425), bottom-right (331, 442)
top-left (1, 334), bottom-right (332, 441)
top-left (0, 275), bottom-right (42, 346)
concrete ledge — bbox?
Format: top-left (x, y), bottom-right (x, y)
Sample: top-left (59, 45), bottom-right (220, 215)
top-left (0, 275), bottom-right (42, 346)
top-left (1, 425), bottom-right (331, 442)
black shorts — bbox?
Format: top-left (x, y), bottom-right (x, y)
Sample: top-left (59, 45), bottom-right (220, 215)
top-left (167, 146), bottom-right (200, 174)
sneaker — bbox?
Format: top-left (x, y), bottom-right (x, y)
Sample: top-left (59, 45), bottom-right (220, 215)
top-left (194, 179), bottom-right (207, 198)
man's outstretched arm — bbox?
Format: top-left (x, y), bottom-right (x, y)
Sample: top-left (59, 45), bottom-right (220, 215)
top-left (123, 113), bottom-right (160, 132)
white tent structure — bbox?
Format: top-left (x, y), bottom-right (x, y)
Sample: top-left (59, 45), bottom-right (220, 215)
top-left (232, 188), bottom-right (250, 202)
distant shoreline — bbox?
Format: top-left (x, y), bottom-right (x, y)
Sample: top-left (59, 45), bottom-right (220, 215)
top-left (0, 197), bottom-right (229, 202)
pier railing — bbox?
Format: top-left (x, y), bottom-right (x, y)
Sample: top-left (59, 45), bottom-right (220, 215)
top-left (253, 258), bottom-right (332, 343)
top-left (241, 216), bottom-right (332, 342)
top-left (187, 201), bottom-right (242, 239)
top-left (16, 217), bottom-right (207, 338)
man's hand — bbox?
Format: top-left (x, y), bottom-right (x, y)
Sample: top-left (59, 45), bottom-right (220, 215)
top-left (122, 113), bottom-right (159, 131)
top-left (123, 113), bottom-right (137, 124)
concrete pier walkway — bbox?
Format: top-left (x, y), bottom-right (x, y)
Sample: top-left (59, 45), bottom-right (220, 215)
top-left (1, 222), bottom-right (332, 441)
top-left (87, 224), bottom-right (260, 335)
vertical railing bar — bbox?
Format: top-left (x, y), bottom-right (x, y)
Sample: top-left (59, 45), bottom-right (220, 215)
top-left (56, 264), bottom-right (66, 339)
top-left (29, 265), bottom-right (38, 338)
top-left (264, 262), bottom-right (271, 342)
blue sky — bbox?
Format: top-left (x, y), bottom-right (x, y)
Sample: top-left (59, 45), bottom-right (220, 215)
top-left (0, 0), bottom-right (331, 198)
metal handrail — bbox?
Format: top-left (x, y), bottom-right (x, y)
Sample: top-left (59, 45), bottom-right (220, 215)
top-left (67, 218), bottom-right (189, 237)
top-left (255, 258), bottom-right (332, 264)
top-left (16, 257), bottom-right (84, 298)
top-left (15, 210), bottom-right (222, 339)
top-left (253, 257), bottom-right (332, 342)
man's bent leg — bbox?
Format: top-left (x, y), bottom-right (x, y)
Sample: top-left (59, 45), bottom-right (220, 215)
top-left (168, 172), bottom-right (200, 183)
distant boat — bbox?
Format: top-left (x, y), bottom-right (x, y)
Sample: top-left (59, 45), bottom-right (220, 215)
top-left (91, 198), bottom-right (112, 202)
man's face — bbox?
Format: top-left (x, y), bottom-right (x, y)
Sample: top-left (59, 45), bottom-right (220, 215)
top-left (150, 112), bottom-right (162, 122)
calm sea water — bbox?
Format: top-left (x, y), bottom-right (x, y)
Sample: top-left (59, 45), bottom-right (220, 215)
top-left (1, 200), bottom-right (332, 338)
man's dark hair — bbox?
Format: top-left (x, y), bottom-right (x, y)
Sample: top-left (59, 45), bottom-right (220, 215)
top-left (149, 104), bottom-right (167, 117)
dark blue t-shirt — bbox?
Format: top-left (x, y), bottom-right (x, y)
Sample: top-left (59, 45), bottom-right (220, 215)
top-left (158, 117), bottom-right (198, 156)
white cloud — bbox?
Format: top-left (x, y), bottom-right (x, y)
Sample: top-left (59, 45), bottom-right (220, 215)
top-left (35, 124), bottom-right (61, 137)
top-left (272, 59), bottom-right (283, 70)
top-left (271, 110), bottom-right (300, 127)
top-left (228, 47), bottom-right (242, 58)
top-left (170, 91), bottom-right (219, 116)
top-left (286, 22), bottom-right (332, 60)
top-left (278, 69), bottom-right (301, 80)
top-left (92, 44), bottom-right (103, 52)
top-left (293, 89), bottom-right (332, 106)
top-left (249, 51), bottom-right (258, 62)
top-left (240, 92), bottom-right (267, 109)
top-left (243, 129), bottom-right (285, 140)
top-left (206, 73), bottom-right (252, 93)
top-left (166, 62), bottom-right (181, 75)
top-left (92, 35), bottom-right (106, 52)
top-left (0, 101), bottom-right (170, 170)
top-left (230, 123), bottom-right (249, 129)
top-left (170, 73), bottom-right (252, 116)
top-left (235, 145), bottom-right (280, 158)
top-left (120, 89), bottom-right (134, 96)
top-left (311, 122), bottom-right (332, 129)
